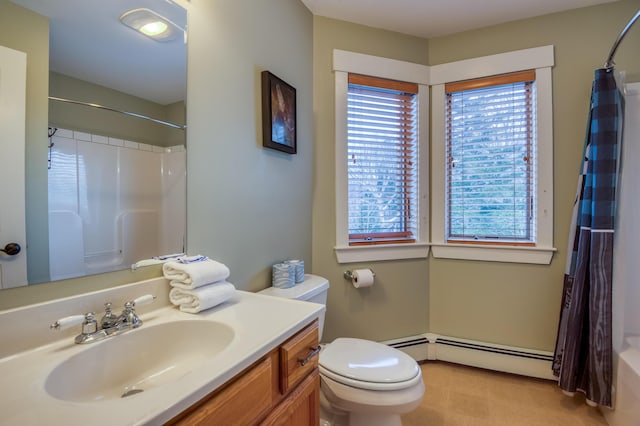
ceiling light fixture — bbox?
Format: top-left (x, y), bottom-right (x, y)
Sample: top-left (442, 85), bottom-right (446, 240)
top-left (119, 8), bottom-right (182, 42)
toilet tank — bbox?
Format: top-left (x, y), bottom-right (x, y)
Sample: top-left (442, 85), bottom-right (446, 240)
top-left (258, 274), bottom-right (329, 340)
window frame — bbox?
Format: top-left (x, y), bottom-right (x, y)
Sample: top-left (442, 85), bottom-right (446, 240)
top-left (334, 50), bottom-right (430, 263)
top-left (347, 74), bottom-right (418, 245)
top-left (431, 46), bottom-right (556, 264)
top-left (445, 70), bottom-right (536, 245)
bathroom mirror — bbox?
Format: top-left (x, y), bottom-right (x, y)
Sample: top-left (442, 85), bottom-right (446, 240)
top-left (2, 0), bottom-right (187, 288)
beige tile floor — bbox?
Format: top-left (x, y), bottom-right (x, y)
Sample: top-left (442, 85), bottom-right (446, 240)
top-left (401, 361), bottom-right (608, 426)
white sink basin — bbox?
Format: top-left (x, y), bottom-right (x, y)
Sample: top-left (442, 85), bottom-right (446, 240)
top-left (44, 320), bottom-right (235, 402)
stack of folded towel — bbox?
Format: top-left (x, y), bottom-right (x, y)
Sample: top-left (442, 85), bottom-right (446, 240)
top-left (163, 256), bottom-right (236, 313)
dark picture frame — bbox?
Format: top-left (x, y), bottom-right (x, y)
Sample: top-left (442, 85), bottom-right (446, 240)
top-left (261, 71), bottom-right (297, 154)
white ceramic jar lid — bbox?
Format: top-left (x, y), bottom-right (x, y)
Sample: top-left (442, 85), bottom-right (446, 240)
top-left (320, 338), bottom-right (420, 387)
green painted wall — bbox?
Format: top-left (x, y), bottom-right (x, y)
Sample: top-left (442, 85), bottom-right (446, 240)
top-left (427, 0), bottom-right (640, 351)
top-left (311, 16), bottom-right (430, 343)
top-left (185, 0), bottom-right (314, 291)
top-left (312, 0), bottom-right (640, 350)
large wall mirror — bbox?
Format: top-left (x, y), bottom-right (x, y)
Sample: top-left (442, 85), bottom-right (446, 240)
top-left (0, 0), bottom-right (187, 291)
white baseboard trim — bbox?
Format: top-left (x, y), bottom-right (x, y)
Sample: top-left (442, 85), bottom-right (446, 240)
top-left (383, 333), bottom-right (556, 380)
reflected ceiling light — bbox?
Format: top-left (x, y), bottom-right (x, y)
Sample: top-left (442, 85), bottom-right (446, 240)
top-left (119, 8), bottom-right (182, 42)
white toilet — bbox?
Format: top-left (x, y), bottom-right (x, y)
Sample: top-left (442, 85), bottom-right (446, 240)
top-left (259, 274), bottom-right (425, 426)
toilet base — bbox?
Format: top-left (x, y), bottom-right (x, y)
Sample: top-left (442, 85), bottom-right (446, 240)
top-left (320, 389), bottom-right (348, 426)
top-left (319, 374), bottom-right (424, 426)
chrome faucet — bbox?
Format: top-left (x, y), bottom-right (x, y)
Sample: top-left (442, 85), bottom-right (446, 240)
top-left (50, 294), bottom-right (155, 344)
top-left (116, 300), bottom-right (144, 329)
top-left (100, 302), bottom-right (118, 329)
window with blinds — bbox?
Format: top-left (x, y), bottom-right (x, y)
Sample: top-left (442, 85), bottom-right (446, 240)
top-left (347, 74), bottom-right (418, 245)
top-left (445, 70), bottom-right (536, 244)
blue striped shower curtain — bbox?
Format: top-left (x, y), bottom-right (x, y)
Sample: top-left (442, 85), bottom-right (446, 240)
top-left (552, 68), bottom-right (623, 407)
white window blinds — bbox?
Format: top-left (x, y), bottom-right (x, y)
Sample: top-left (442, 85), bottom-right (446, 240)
top-left (445, 70), bottom-right (536, 244)
top-left (347, 74), bottom-right (418, 245)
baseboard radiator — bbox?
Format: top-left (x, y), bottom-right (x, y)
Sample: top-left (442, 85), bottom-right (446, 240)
top-left (383, 333), bottom-right (556, 380)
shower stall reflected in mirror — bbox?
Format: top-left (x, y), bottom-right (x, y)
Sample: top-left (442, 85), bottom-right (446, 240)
top-left (47, 126), bottom-right (185, 280)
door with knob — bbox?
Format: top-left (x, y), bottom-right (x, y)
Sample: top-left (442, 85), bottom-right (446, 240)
top-left (0, 45), bottom-right (28, 288)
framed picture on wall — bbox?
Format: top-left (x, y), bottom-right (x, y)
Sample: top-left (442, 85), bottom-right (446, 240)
top-left (261, 71), bottom-right (297, 154)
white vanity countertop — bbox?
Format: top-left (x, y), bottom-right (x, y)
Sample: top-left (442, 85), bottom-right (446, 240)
top-left (0, 288), bottom-right (323, 426)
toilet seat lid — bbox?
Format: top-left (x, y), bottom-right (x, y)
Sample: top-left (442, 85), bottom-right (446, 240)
top-left (320, 338), bottom-right (420, 389)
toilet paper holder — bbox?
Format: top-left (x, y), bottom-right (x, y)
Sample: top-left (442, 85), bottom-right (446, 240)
top-left (343, 269), bottom-right (375, 281)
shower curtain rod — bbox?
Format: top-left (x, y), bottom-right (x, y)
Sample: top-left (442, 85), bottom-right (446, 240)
top-left (605, 9), bottom-right (640, 70)
top-left (48, 96), bottom-right (186, 130)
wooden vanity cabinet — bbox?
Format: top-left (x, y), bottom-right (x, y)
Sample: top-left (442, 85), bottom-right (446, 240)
top-left (169, 320), bottom-right (320, 426)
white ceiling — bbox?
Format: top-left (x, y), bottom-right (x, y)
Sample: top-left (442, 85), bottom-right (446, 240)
top-left (10, 0), bottom-right (186, 105)
top-left (9, 0), bottom-right (621, 105)
top-left (300, 0), bottom-right (620, 38)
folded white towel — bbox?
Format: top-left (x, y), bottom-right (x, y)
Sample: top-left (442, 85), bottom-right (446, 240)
top-left (169, 281), bottom-right (236, 313)
top-left (163, 258), bottom-right (230, 289)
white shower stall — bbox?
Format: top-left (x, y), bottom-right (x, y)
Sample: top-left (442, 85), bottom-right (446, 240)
top-left (605, 81), bottom-right (640, 425)
top-left (47, 128), bottom-right (185, 280)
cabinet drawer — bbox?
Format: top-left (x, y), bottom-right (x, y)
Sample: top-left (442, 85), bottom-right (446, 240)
top-left (279, 320), bottom-right (319, 394)
top-left (173, 356), bottom-right (273, 425)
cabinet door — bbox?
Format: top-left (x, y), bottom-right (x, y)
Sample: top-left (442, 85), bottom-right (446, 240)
top-left (172, 356), bottom-right (274, 425)
top-left (260, 369), bottom-right (320, 426)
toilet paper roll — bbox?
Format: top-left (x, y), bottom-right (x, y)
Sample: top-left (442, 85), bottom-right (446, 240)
top-left (272, 263), bottom-right (295, 288)
top-left (352, 269), bottom-right (375, 288)
top-left (285, 259), bottom-right (305, 283)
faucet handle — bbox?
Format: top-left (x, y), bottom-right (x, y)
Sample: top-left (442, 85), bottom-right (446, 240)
top-left (100, 303), bottom-right (118, 329)
top-left (50, 314), bottom-right (85, 330)
top-left (81, 312), bottom-right (98, 335)
top-left (119, 294), bottom-right (155, 329)
top-left (132, 294), bottom-right (155, 307)
top-left (121, 294), bottom-right (155, 313)
top-left (49, 312), bottom-right (96, 333)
